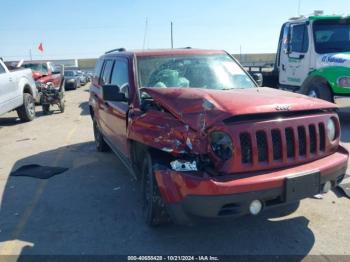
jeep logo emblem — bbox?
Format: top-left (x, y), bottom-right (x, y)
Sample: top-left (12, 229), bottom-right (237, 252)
top-left (275, 105), bottom-right (291, 111)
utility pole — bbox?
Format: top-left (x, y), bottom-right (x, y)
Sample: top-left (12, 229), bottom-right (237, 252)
top-left (142, 17), bottom-right (148, 50)
top-left (297, 0), bottom-right (301, 16)
top-left (171, 22), bottom-right (174, 49)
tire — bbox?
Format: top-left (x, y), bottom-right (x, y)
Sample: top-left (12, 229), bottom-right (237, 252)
top-left (304, 82), bottom-right (333, 102)
top-left (141, 151), bottom-right (170, 226)
top-left (58, 99), bottom-right (65, 113)
top-left (17, 93), bottom-right (35, 122)
top-left (42, 104), bottom-right (50, 115)
top-left (93, 119), bottom-right (110, 152)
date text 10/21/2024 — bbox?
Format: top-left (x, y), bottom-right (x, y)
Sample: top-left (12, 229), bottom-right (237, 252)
top-left (127, 256), bottom-right (220, 261)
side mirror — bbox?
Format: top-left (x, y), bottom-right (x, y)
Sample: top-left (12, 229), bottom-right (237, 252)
top-left (285, 44), bottom-right (290, 54)
top-left (252, 73), bottom-right (263, 87)
top-left (102, 85), bottom-right (127, 102)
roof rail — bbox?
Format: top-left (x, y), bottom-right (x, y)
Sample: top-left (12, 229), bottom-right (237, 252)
top-left (289, 16), bottom-right (305, 20)
top-left (105, 48), bottom-right (126, 54)
top-left (179, 47), bottom-right (192, 49)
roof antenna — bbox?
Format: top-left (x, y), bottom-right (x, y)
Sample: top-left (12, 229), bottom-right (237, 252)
top-left (297, 0), bottom-right (301, 16)
top-left (171, 22), bottom-right (174, 49)
top-left (142, 17), bottom-right (148, 50)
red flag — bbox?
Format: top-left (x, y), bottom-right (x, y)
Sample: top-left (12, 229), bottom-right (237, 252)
top-left (38, 43), bottom-right (44, 53)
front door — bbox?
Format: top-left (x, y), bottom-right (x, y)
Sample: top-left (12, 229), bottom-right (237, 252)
top-left (279, 23), bottom-right (310, 87)
top-left (104, 58), bottom-right (130, 158)
top-left (97, 59), bottom-right (115, 140)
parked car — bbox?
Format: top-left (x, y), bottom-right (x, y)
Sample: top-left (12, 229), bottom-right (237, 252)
top-left (0, 59), bottom-right (37, 122)
top-left (89, 48), bottom-right (349, 226)
top-left (77, 70), bottom-right (87, 85)
top-left (22, 61), bottom-right (63, 103)
top-left (86, 72), bottom-right (93, 82)
top-left (64, 70), bottom-right (81, 90)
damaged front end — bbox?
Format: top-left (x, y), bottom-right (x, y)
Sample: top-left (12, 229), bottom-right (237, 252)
top-left (128, 86), bottom-right (340, 177)
top-left (128, 97), bottom-right (213, 175)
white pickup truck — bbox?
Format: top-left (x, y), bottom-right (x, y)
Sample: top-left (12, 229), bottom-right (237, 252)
top-left (0, 59), bottom-right (37, 122)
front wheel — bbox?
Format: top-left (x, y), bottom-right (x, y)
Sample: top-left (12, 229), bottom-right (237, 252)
top-left (17, 93), bottom-right (35, 122)
top-left (141, 151), bottom-right (170, 226)
top-left (58, 99), bottom-right (65, 113)
top-left (304, 82), bottom-right (333, 102)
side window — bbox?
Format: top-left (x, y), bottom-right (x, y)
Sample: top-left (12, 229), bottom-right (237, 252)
top-left (291, 24), bottom-right (309, 53)
top-left (282, 23), bottom-right (291, 54)
top-left (100, 60), bottom-right (114, 85)
top-left (0, 64), bottom-right (5, 74)
top-left (110, 60), bottom-right (130, 99)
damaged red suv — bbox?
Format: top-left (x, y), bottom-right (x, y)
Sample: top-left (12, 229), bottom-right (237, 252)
top-left (89, 48), bottom-right (349, 226)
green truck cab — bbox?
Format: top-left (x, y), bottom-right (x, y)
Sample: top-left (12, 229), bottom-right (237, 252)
top-left (251, 14), bottom-right (350, 102)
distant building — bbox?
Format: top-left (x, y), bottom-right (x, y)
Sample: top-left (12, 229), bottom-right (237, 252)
top-left (233, 53), bottom-right (276, 67)
top-left (4, 53), bottom-right (277, 72)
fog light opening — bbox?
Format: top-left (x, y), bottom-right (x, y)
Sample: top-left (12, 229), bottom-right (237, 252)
top-left (322, 181), bottom-right (332, 194)
top-left (249, 200), bottom-right (263, 215)
top-left (170, 160), bottom-right (198, 172)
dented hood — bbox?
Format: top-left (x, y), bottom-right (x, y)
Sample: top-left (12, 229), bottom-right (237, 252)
top-left (143, 87), bottom-right (337, 131)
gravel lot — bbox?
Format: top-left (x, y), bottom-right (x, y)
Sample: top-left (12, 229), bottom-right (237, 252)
top-left (0, 85), bottom-right (350, 258)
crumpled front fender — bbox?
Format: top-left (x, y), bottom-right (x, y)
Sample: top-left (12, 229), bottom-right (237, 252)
top-left (128, 110), bottom-right (207, 155)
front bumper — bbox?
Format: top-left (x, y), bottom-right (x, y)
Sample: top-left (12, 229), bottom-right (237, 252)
top-left (154, 146), bottom-right (348, 224)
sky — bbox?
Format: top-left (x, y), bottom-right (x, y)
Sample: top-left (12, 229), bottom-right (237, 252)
top-left (0, 0), bottom-right (349, 60)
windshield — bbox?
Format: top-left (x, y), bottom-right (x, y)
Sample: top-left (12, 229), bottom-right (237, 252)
top-left (313, 19), bottom-right (350, 54)
top-left (64, 71), bottom-right (74, 76)
top-left (137, 54), bottom-right (256, 90)
top-left (23, 63), bottom-right (48, 74)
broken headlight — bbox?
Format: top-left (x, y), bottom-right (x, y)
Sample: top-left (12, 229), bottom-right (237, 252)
top-left (210, 131), bottom-right (233, 160)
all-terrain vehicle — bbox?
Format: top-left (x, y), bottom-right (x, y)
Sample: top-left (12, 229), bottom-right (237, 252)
top-left (38, 65), bottom-right (65, 114)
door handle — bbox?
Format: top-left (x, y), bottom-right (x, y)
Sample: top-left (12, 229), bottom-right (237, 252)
top-left (282, 64), bottom-right (286, 71)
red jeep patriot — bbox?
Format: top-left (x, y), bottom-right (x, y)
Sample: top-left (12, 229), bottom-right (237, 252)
top-left (89, 48), bottom-right (348, 226)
